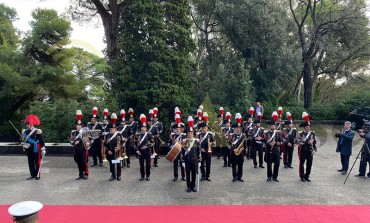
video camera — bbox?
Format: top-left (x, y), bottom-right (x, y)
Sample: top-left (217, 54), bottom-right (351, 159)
top-left (359, 119), bottom-right (370, 134)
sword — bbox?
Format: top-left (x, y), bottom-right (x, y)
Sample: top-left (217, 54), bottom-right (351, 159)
top-left (37, 155), bottom-right (44, 178)
top-left (197, 164), bottom-right (200, 192)
top-left (8, 120), bottom-right (23, 139)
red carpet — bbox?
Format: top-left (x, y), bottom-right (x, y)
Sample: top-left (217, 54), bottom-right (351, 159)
top-left (1, 205), bottom-right (369, 223)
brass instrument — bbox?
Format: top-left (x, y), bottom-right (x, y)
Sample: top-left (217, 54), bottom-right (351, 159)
top-left (82, 136), bottom-right (91, 150)
top-left (102, 135), bottom-right (108, 162)
top-left (234, 134), bottom-right (247, 155)
top-left (207, 137), bottom-right (212, 153)
top-left (116, 136), bottom-right (124, 161)
top-left (122, 138), bottom-right (129, 159)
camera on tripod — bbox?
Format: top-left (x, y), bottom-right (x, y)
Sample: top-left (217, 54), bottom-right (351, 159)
top-left (359, 119), bottom-right (370, 134)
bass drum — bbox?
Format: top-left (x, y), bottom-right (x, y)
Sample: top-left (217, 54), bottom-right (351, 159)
top-left (165, 141), bottom-right (182, 162)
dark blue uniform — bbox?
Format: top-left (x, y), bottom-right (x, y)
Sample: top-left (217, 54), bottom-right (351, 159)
top-left (23, 128), bottom-right (45, 179)
top-left (251, 127), bottom-right (265, 168)
top-left (199, 131), bottom-right (215, 181)
top-left (358, 132), bottom-right (370, 177)
top-left (171, 132), bottom-right (186, 180)
top-left (105, 132), bottom-right (123, 180)
top-left (230, 132), bottom-right (245, 181)
top-left (283, 128), bottom-right (297, 168)
top-left (87, 122), bottom-right (103, 166)
top-left (149, 121), bottom-right (163, 166)
top-left (298, 131), bottom-right (317, 181)
top-left (181, 138), bottom-right (200, 191)
top-left (70, 130), bottom-right (89, 179)
top-left (136, 132), bottom-right (154, 180)
top-left (265, 130), bottom-right (282, 181)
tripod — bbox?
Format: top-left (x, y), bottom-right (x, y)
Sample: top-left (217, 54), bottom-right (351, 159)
top-left (344, 142), bottom-right (369, 184)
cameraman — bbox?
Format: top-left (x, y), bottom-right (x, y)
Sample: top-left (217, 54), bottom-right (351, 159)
top-left (355, 127), bottom-right (370, 178)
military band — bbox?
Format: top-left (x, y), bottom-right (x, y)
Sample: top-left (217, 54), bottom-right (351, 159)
top-left (16, 105), bottom-right (334, 193)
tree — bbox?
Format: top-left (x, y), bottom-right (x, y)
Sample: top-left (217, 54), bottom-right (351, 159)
top-left (117, 0), bottom-right (195, 130)
top-left (289, 0), bottom-right (370, 108)
top-left (206, 0), bottom-right (301, 105)
top-left (69, 0), bottom-right (132, 107)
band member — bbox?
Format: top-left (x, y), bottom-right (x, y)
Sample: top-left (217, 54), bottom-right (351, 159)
top-left (118, 110), bottom-right (131, 167)
top-left (70, 110), bottom-right (89, 180)
top-left (171, 121), bottom-right (186, 181)
top-left (194, 108), bottom-right (203, 135)
top-left (198, 121), bottom-right (215, 181)
top-left (22, 114), bottom-right (45, 180)
top-left (283, 119), bottom-right (297, 168)
top-left (181, 126), bottom-right (201, 192)
top-left (265, 117), bottom-right (283, 182)
top-left (148, 111), bottom-right (163, 167)
top-left (213, 112), bottom-right (224, 159)
top-left (297, 114), bottom-right (317, 182)
top-left (251, 119), bottom-right (265, 168)
top-left (88, 107), bottom-right (103, 167)
top-left (243, 116), bottom-right (254, 159)
top-left (222, 119), bottom-right (233, 167)
top-left (105, 115), bottom-right (123, 181)
top-left (230, 115), bottom-right (245, 182)
top-left (127, 108), bottom-right (138, 167)
top-left (135, 114), bottom-right (154, 181)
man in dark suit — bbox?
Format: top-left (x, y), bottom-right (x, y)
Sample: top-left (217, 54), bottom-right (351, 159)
top-left (335, 121), bottom-right (355, 175)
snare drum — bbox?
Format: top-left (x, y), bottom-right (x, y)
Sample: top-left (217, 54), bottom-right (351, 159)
top-left (165, 141), bottom-right (182, 162)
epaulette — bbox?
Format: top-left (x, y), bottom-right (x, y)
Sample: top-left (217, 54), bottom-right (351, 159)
top-left (21, 129), bottom-right (26, 134)
top-left (260, 127), bottom-right (264, 130)
top-left (194, 138), bottom-right (200, 142)
top-left (36, 129), bottom-right (42, 134)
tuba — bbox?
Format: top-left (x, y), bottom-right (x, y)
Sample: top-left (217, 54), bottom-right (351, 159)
top-left (234, 134), bottom-right (247, 155)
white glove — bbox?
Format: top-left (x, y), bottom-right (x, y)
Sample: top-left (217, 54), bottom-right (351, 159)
top-left (182, 163), bottom-right (185, 168)
top-left (41, 147), bottom-right (46, 157)
top-left (198, 163), bottom-right (201, 168)
top-left (136, 151), bottom-right (141, 156)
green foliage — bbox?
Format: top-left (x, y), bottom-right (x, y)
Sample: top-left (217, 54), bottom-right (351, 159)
top-left (117, 0), bottom-right (195, 120)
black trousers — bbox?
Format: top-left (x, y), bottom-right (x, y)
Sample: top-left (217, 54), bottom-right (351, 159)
top-left (109, 159), bottom-right (121, 178)
top-left (245, 140), bottom-right (252, 158)
top-left (340, 154), bottom-right (350, 172)
top-left (139, 153), bottom-right (151, 177)
top-left (185, 160), bottom-right (197, 189)
top-left (359, 153), bottom-right (370, 176)
top-left (201, 152), bottom-right (211, 178)
top-left (299, 147), bottom-right (313, 179)
top-left (223, 147), bottom-right (231, 166)
top-left (284, 145), bottom-right (294, 167)
top-left (231, 153), bottom-right (244, 179)
top-left (251, 143), bottom-right (263, 166)
top-left (27, 149), bottom-right (41, 177)
top-left (173, 155), bottom-right (185, 178)
top-left (266, 148), bottom-right (280, 179)
top-left (74, 149), bottom-right (88, 176)
top-left (90, 139), bottom-right (103, 164)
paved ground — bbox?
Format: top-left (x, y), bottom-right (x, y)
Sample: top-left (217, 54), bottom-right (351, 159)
top-left (0, 125), bottom-right (369, 206)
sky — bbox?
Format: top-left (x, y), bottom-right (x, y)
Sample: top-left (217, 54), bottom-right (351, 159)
top-left (2, 0), bottom-right (370, 59)
top-left (0, 0), bottom-right (105, 57)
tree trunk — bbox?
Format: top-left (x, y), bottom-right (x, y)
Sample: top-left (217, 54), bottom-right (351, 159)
top-left (303, 60), bottom-right (313, 109)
